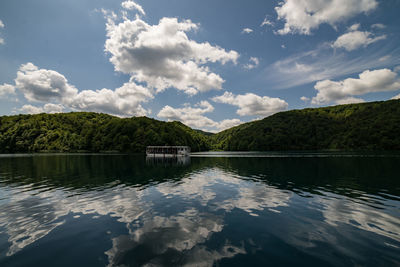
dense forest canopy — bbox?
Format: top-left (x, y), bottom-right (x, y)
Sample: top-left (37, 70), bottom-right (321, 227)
top-left (0, 99), bottom-right (399, 153)
top-left (0, 113), bottom-right (210, 153)
top-left (212, 99), bottom-right (400, 151)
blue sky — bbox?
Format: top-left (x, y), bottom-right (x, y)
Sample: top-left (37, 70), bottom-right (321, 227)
top-left (0, 0), bottom-right (400, 132)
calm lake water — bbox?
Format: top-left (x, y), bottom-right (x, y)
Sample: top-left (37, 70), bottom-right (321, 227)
top-left (0, 152), bottom-right (399, 266)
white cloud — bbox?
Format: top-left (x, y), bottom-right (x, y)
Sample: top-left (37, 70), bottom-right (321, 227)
top-left (15, 63), bottom-right (78, 103)
top-left (0, 83), bottom-right (15, 97)
top-left (334, 97), bottom-right (365, 105)
top-left (217, 119), bottom-right (242, 131)
top-left (392, 94), bottom-right (400, 100)
top-left (312, 69), bottom-right (400, 105)
top-left (281, 44), bottom-right (286, 49)
top-left (0, 20), bottom-right (4, 45)
top-left (332, 25), bottom-right (386, 51)
top-left (371, 23), bottom-right (385, 30)
top-left (300, 96), bottom-right (309, 102)
top-left (105, 17), bottom-right (239, 95)
top-left (244, 57), bottom-right (259, 70)
top-left (98, 8), bottom-right (118, 26)
top-left (12, 63), bottom-right (153, 117)
top-left (70, 82), bottom-right (153, 117)
top-left (212, 91), bottom-right (288, 117)
top-left (275, 0), bottom-right (378, 35)
top-left (20, 103), bottom-right (64, 114)
top-left (43, 103), bottom-right (64, 113)
top-left (121, 0), bottom-right (145, 15)
top-left (267, 43), bottom-right (400, 89)
top-left (157, 101), bottom-right (217, 130)
top-left (20, 105), bottom-right (42, 114)
top-left (157, 101), bottom-right (241, 132)
top-left (379, 55), bottom-right (390, 62)
top-left (260, 17), bottom-right (273, 27)
top-left (348, 23), bottom-right (361, 31)
top-left (241, 28), bottom-right (253, 34)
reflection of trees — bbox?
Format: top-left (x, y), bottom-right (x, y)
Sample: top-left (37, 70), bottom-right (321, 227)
top-left (1, 154), bottom-right (399, 198)
top-left (0, 158), bottom-right (290, 262)
top-left (0, 154), bottom-right (399, 265)
top-left (194, 155), bottom-right (400, 198)
top-left (0, 154), bottom-right (199, 190)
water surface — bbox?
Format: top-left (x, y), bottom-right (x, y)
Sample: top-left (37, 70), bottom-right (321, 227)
top-left (0, 153), bottom-right (399, 266)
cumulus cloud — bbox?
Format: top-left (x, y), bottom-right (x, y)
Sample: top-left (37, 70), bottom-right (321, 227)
top-left (0, 83), bottom-right (15, 97)
top-left (212, 91), bottom-right (288, 117)
top-left (105, 17), bottom-right (239, 95)
top-left (267, 41), bottom-right (400, 89)
top-left (332, 24), bottom-right (386, 51)
top-left (15, 63), bottom-right (78, 103)
top-left (121, 0), bottom-right (145, 15)
top-left (275, 0), bottom-right (378, 35)
top-left (158, 101), bottom-right (216, 130)
top-left (43, 103), bottom-right (64, 113)
top-left (70, 82), bottom-right (153, 117)
top-left (157, 101), bottom-right (241, 132)
top-left (392, 94), bottom-right (400, 100)
top-left (216, 119), bottom-right (242, 131)
top-left (311, 69), bottom-right (400, 105)
top-left (333, 31), bottom-right (385, 51)
top-left (20, 103), bottom-right (64, 114)
top-left (11, 63), bottom-right (153, 117)
top-left (300, 96), bottom-right (309, 102)
top-left (241, 28), bottom-right (253, 34)
top-left (0, 20), bottom-right (4, 28)
top-left (244, 57), bottom-right (259, 70)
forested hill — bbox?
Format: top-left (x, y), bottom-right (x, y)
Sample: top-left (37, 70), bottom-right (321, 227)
top-left (0, 113), bottom-right (210, 153)
top-left (0, 99), bottom-right (399, 153)
top-left (212, 99), bottom-right (400, 151)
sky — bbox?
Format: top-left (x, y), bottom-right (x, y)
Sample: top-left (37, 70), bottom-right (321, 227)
top-left (0, 0), bottom-right (400, 132)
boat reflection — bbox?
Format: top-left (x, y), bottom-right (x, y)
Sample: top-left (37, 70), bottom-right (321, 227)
top-left (146, 155), bottom-right (191, 166)
top-left (0, 154), bottom-right (399, 266)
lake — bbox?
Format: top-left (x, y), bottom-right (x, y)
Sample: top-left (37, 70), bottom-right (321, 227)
top-left (0, 152), bottom-right (399, 266)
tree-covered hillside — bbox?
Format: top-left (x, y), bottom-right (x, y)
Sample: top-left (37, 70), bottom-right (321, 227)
top-left (0, 100), bottom-right (399, 153)
top-left (211, 99), bottom-right (400, 151)
top-left (0, 113), bottom-right (210, 153)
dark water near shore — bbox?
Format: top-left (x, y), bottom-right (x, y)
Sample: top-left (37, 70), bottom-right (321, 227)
top-left (0, 152), bottom-right (399, 266)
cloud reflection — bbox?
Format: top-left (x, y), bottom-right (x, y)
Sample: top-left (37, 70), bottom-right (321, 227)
top-left (0, 184), bottom-right (150, 256)
top-left (319, 194), bottom-right (400, 242)
top-left (0, 164), bottom-right (399, 266)
top-left (104, 209), bottom-right (246, 266)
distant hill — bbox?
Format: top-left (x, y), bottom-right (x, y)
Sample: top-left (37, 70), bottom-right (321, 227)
top-left (0, 99), bottom-right (399, 153)
top-left (0, 113), bottom-right (210, 153)
top-left (211, 99), bottom-right (400, 151)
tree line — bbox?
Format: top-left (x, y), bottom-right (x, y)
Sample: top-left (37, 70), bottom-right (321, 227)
top-left (0, 99), bottom-right (399, 153)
